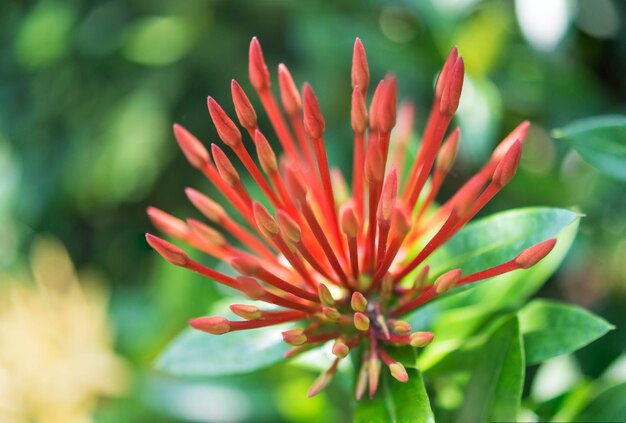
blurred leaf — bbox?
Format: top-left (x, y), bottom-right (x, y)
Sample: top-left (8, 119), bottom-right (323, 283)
top-left (573, 382), bottom-right (626, 422)
top-left (156, 301), bottom-right (289, 377)
top-left (454, 315), bottom-right (523, 423)
top-left (14, 2), bottom-right (75, 69)
top-left (122, 16), bottom-right (195, 66)
top-left (354, 347), bottom-right (434, 423)
top-left (156, 325), bottom-right (289, 377)
top-left (519, 299), bottom-right (614, 365)
top-left (553, 115), bottom-right (626, 182)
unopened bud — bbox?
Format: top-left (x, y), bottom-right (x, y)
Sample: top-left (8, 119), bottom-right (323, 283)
top-left (207, 97), bottom-right (242, 148)
top-left (351, 291), bottom-right (368, 312)
top-left (254, 130), bottom-right (279, 174)
top-left (278, 64), bottom-right (301, 115)
top-left (237, 276), bottom-right (265, 300)
top-left (189, 316), bottom-right (230, 334)
top-left (391, 320), bottom-right (412, 336)
top-left (307, 369), bottom-right (333, 398)
top-left (230, 304), bottom-right (261, 320)
top-left (378, 74), bottom-right (397, 132)
top-left (492, 140), bottom-right (522, 187)
top-left (249, 37), bottom-right (270, 91)
top-left (341, 205), bottom-right (360, 238)
top-left (439, 57), bottom-right (464, 116)
top-left (276, 210), bottom-right (302, 244)
top-left (389, 362), bottom-right (408, 383)
top-left (332, 339), bottom-right (350, 358)
top-left (377, 168), bottom-right (398, 224)
top-left (352, 38), bottom-right (370, 93)
top-left (146, 234), bottom-right (189, 266)
top-left (282, 328), bottom-right (307, 346)
top-left (211, 144), bottom-right (240, 186)
top-left (515, 238), bottom-right (557, 269)
top-left (252, 202), bottom-right (279, 238)
top-left (187, 218), bottom-right (226, 247)
top-left (409, 331), bottom-right (434, 348)
top-left (147, 207), bottom-right (188, 239)
top-left (185, 188), bottom-right (226, 222)
top-left (434, 268), bottom-right (461, 294)
top-left (231, 255), bottom-right (261, 276)
top-left (322, 306), bottom-right (341, 322)
top-left (231, 80), bottom-right (257, 130)
top-left (318, 283), bottom-right (335, 307)
top-left (173, 124), bottom-right (210, 169)
top-left (436, 128), bottom-right (460, 173)
top-left (302, 83), bottom-right (325, 139)
top-left (353, 312), bottom-right (370, 331)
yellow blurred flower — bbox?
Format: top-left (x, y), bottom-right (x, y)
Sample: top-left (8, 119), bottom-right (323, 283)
top-left (0, 237), bottom-right (129, 423)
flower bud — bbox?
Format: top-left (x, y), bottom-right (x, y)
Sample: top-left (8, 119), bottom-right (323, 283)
top-left (146, 234), bottom-right (189, 266)
top-left (189, 316), bottom-right (230, 334)
top-left (434, 268), bottom-right (461, 294)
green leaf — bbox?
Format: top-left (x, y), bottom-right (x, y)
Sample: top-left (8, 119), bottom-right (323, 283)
top-left (454, 315), bottom-right (524, 423)
top-left (519, 299), bottom-right (614, 365)
top-left (156, 301), bottom-right (290, 377)
top-left (354, 347), bottom-right (434, 423)
top-left (553, 115), bottom-right (626, 182)
top-left (573, 382), bottom-right (626, 422)
top-left (404, 208), bottom-right (579, 329)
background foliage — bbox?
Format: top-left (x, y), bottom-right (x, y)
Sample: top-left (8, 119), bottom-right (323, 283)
top-left (1, 0), bottom-right (625, 421)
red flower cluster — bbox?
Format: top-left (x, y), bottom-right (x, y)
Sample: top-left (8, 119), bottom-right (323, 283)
top-left (146, 37), bottom-right (555, 398)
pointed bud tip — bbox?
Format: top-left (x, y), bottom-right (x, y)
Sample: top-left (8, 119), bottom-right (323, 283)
top-left (189, 316), bottom-right (230, 334)
top-left (252, 202), bottom-right (279, 238)
top-left (282, 328), bottom-right (307, 346)
top-left (207, 97), bottom-right (242, 148)
top-left (493, 140), bottom-right (522, 186)
top-left (515, 238), bottom-right (557, 269)
top-left (341, 206), bottom-right (360, 238)
top-left (278, 63), bottom-right (302, 115)
top-left (302, 83), bottom-right (325, 139)
top-left (434, 268), bottom-right (462, 294)
top-left (318, 283), bottom-right (335, 307)
top-left (230, 304), bottom-right (262, 320)
top-left (249, 37), bottom-right (270, 91)
top-left (353, 312), bottom-right (370, 331)
top-left (145, 233), bottom-right (189, 266)
top-left (351, 291), bottom-right (368, 312)
top-left (231, 79), bottom-right (257, 130)
top-left (173, 124), bottom-right (210, 169)
top-left (410, 331), bottom-right (435, 348)
top-left (389, 362), bottom-right (408, 383)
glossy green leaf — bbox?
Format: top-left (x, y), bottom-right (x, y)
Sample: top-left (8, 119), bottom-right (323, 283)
top-left (354, 347), bottom-right (434, 423)
top-left (404, 208), bottom-right (579, 329)
top-left (156, 301), bottom-right (290, 377)
top-left (573, 382), bottom-right (626, 422)
top-left (519, 299), bottom-right (614, 365)
top-left (553, 115), bottom-right (626, 182)
top-left (454, 315), bottom-right (524, 423)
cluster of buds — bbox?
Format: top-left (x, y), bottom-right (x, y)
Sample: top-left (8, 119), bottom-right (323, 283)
top-left (146, 37), bottom-right (556, 398)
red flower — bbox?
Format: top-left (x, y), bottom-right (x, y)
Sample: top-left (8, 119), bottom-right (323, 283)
top-left (146, 37), bottom-right (556, 398)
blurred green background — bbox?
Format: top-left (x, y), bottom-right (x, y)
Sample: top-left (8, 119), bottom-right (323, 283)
top-left (1, 0), bottom-right (625, 421)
